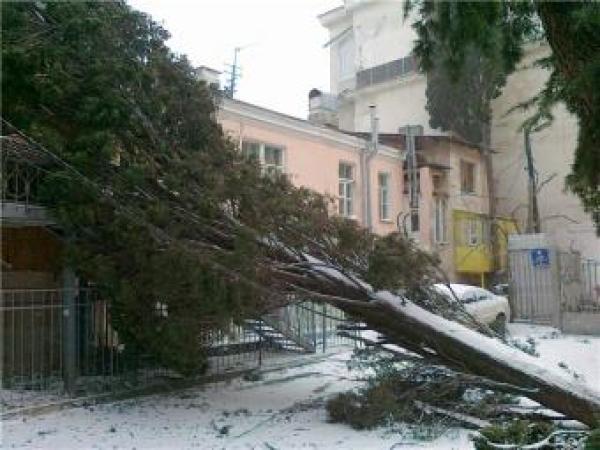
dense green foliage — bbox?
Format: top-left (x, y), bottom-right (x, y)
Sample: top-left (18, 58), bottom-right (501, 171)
top-left (3, 1), bottom-right (256, 373)
top-left (327, 347), bottom-right (519, 437)
top-left (2, 2), bottom-right (442, 373)
top-left (473, 420), bottom-right (555, 449)
top-left (585, 429), bottom-right (600, 450)
top-left (406, 1), bottom-right (600, 232)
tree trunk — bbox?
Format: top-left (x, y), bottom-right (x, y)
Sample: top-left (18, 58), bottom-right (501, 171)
top-left (336, 294), bottom-right (600, 427)
top-left (283, 263), bottom-right (600, 427)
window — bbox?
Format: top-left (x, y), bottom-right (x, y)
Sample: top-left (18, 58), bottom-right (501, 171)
top-left (410, 210), bottom-right (420, 233)
top-left (338, 36), bottom-right (355, 80)
top-left (338, 162), bottom-right (354, 217)
top-left (460, 160), bottom-right (476, 194)
top-left (242, 141), bottom-right (260, 161)
top-left (465, 218), bottom-right (481, 246)
top-left (264, 145), bottom-right (283, 175)
top-left (434, 197), bottom-right (448, 243)
top-left (378, 172), bottom-right (391, 221)
top-left (241, 140), bottom-right (284, 175)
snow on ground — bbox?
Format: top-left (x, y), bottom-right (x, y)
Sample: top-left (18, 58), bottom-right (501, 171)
top-left (507, 323), bottom-right (600, 390)
top-left (1, 325), bottom-right (599, 450)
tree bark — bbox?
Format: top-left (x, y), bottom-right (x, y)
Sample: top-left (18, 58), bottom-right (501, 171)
top-left (279, 261), bottom-right (600, 427)
top-left (336, 294), bottom-right (600, 427)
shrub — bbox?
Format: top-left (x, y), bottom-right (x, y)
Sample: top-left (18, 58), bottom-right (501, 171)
top-left (472, 420), bottom-right (555, 450)
top-left (585, 429), bottom-right (600, 450)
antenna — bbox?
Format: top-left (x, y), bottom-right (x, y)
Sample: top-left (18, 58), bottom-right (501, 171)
top-left (224, 47), bottom-right (242, 99)
top-left (223, 43), bottom-right (256, 99)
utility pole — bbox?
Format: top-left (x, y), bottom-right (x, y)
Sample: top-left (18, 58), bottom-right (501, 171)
top-left (399, 125), bottom-right (422, 234)
top-left (524, 128), bottom-right (540, 233)
top-left (481, 121), bottom-right (498, 285)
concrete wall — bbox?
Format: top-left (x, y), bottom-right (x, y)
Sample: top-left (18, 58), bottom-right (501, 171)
top-left (351, 1), bottom-right (415, 70)
top-left (491, 44), bottom-right (600, 259)
top-left (345, 75), bottom-right (434, 134)
top-left (561, 312), bottom-right (600, 336)
top-left (324, 0), bottom-right (435, 134)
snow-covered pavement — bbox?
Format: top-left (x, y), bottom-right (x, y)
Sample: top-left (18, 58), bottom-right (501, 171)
top-left (1, 325), bottom-right (598, 450)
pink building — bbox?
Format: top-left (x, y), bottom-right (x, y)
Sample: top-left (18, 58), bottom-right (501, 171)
top-left (218, 97), bottom-right (405, 236)
top-left (217, 97), bottom-right (500, 284)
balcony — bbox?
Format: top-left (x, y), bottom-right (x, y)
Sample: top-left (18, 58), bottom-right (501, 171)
top-left (1, 136), bottom-right (54, 226)
top-left (356, 55), bottom-right (417, 90)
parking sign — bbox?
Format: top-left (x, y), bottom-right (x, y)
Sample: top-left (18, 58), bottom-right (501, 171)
top-left (530, 248), bottom-right (550, 267)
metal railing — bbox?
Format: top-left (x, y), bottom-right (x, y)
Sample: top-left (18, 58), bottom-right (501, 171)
top-left (1, 158), bottom-right (46, 207)
top-left (356, 55), bottom-right (417, 89)
top-left (1, 289), bottom-right (357, 410)
top-left (564, 258), bottom-right (600, 312)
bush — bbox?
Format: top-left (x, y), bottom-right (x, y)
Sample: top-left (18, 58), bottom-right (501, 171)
top-left (472, 420), bottom-right (555, 450)
top-left (326, 381), bottom-right (404, 429)
top-left (585, 429), bottom-right (600, 450)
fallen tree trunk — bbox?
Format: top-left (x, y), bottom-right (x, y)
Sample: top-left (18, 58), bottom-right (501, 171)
top-left (280, 262), bottom-right (600, 427)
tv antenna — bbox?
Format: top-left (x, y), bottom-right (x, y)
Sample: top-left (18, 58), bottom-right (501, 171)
top-left (224, 44), bottom-right (255, 99)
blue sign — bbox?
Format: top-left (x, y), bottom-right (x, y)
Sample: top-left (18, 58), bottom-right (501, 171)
top-left (530, 248), bottom-right (550, 267)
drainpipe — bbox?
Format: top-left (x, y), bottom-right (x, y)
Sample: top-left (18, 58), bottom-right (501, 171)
top-left (363, 105), bottom-right (379, 231)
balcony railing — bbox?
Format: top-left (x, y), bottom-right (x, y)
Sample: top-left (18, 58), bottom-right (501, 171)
top-left (1, 157), bottom-right (45, 206)
top-left (1, 135), bottom-right (53, 224)
top-left (356, 55), bottom-right (417, 89)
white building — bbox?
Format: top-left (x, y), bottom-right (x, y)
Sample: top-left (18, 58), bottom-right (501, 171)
top-left (318, 0), bottom-right (599, 259)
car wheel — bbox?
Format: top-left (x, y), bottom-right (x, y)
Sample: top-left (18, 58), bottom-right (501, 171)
top-left (491, 313), bottom-right (507, 336)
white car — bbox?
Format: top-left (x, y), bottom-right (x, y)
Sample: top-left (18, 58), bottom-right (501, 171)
top-left (432, 283), bottom-right (511, 331)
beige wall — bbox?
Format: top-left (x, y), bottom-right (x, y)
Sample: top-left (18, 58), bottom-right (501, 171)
top-left (339, 75), bottom-right (436, 134)
top-left (491, 44), bottom-right (600, 258)
top-left (417, 141), bottom-right (490, 278)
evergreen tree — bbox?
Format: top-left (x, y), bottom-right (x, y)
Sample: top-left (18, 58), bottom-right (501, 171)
top-left (3, 1), bottom-right (437, 373)
top-left (406, 1), bottom-right (600, 232)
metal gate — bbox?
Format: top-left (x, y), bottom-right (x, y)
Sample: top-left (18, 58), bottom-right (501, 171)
top-left (508, 247), bottom-right (560, 325)
top-left (508, 234), bottom-right (600, 331)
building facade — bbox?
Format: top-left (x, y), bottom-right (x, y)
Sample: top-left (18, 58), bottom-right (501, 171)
top-left (491, 43), bottom-right (600, 259)
top-left (318, 0), bottom-right (598, 270)
top-left (218, 97), bottom-right (405, 237)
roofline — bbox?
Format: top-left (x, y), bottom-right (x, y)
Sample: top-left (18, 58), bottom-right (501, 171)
top-left (217, 97), bottom-right (402, 160)
top-left (342, 131), bottom-right (482, 153)
top-left (318, 5), bottom-right (347, 27)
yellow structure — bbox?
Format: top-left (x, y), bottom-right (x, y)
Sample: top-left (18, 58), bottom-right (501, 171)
top-left (453, 210), bottom-right (518, 286)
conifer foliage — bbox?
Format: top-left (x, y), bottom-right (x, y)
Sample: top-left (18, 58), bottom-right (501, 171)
top-left (406, 1), bottom-right (600, 231)
top-left (2, 1), bottom-right (433, 373)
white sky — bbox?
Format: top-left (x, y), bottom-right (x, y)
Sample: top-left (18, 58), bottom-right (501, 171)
top-left (127, 0), bottom-right (341, 119)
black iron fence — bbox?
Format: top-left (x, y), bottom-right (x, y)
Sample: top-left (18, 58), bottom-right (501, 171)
top-left (1, 288), bottom-right (357, 411)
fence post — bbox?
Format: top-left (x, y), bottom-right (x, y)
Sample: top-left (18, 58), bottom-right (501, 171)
top-left (322, 303), bottom-right (327, 353)
top-left (312, 303), bottom-right (317, 350)
top-left (62, 268), bottom-right (78, 395)
top-left (554, 251), bottom-right (562, 330)
top-left (258, 319), bottom-right (262, 367)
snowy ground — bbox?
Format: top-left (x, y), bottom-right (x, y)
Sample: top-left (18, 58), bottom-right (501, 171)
top-left (1, 324), bottom-right (598, 450)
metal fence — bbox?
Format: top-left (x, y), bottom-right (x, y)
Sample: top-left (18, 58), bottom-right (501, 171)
top-left (508, 248), bottom-right (560, 325)
top-left (508, 246), bottom-right (600, 330)
top-left (1, 289), bottom-right (357, 411)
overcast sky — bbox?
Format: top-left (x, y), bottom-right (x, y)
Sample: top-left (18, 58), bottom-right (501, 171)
top-left (128, 0), bottom-right (341, 119)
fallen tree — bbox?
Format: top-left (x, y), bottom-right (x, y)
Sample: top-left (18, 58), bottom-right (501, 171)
top-left (5, 0), bottom-right (599, 429)
top-left (268, 253), bottom-right (600, 428)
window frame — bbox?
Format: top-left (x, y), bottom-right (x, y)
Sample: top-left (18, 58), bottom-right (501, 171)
top-left (460, 160), bottom-right (476, 195)
top-left (378, 172), bottom-right (391, 222)
top-left (337, 35), bottom-right (355, 81)
top-left (241, 139), bottom-right (285, 175)
top-left (338, 162), bottom-right (355, 218)
top-left (434, 196), bottom-right (448, 244)
top-left (465, 218), bottom-right (481, 247)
